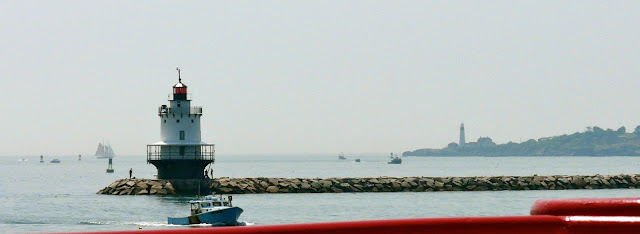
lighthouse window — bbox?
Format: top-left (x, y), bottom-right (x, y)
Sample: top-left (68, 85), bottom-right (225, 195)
top-left (176, 119), bottom-right (180, 123)
top-left (177, 103), bottom-right (181, 107)
top-left (179, 146), bottom-right (185, 156)
top-left (164, 120), bottom-right (166, 123)
top-left (180, 131), bottom-right (185, 140)
top-left (191, 119), bottom-right (194, 123)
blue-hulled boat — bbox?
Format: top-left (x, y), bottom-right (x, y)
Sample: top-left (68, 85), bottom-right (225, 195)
top-left (168, 195), bottom-right (243, 226)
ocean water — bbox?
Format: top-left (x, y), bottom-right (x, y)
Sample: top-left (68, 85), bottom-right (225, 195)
top-left (1, 154), bottom-right (640, 233)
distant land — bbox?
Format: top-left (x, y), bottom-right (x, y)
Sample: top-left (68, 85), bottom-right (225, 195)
top-left (403, 126), bottom-right (640, 156)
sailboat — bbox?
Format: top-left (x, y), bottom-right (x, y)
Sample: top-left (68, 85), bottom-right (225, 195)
top-left (95, 142), bottom-right (116, 159)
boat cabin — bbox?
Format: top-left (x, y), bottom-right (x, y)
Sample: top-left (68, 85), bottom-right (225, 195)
top-left (190, 195), bottom-right (233, 215)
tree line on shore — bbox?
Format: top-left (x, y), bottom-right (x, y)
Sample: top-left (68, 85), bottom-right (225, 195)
top-left (403, 126), bottom-right (640, 156)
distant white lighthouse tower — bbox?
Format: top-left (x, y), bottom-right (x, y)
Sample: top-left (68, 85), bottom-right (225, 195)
top-left (459, 122), bottom-right (466, 147)
top-left (147, 68), bottom-right (215, 179)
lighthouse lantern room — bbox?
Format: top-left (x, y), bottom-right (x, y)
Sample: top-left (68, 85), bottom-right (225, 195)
top-left (147, 68), bottom-right (215, 179)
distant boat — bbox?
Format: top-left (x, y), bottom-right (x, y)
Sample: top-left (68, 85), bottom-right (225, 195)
top-left (18, 158), bottom-right (28, 162)
top-left (95, 142), bottom-right (116, 159)
top-left (106, 158), bottom-right (114, 173)
top-left (78, 154), bottom-right (82, 161)
top-left (50, 159), bottom-right (61, 163)
top-left (388, 153), bottom-right (402, 164)
top-left (355, 158), bottom-right (361, 162)
top-left (338, 153), bottom-right (346, 160)
top-left (40, 155), bottom-right (44, 163)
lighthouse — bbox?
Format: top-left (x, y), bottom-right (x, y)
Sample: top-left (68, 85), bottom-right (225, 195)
top-left (459, 122), bottom-right (465, 147)
top-left (147, 68), bottom-right (215, 179)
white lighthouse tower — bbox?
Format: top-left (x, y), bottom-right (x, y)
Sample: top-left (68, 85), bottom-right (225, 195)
top-left (147, 68), bottom-right (215, 179)
top-left (459, 122), bottom-right (466, 147)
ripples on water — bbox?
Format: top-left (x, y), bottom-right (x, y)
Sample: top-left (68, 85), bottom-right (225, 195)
top-left (1, 155), bottom-right (639, 233)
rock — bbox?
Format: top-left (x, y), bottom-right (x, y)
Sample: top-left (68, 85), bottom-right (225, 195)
top-left (125, 181), bottom-right (136, 187)
top-left (425, 179), bottom-right (435, 187)
top-left (136, 189), bottom-right (149, 195)
top-left (311, 181), bottom-right (323, 189)
top-left (221, 187), bottom-right (234, 193)
top-left (573, 177), bottom-right (587, 188)
top-left (268, 178), bottom-right (280, 185)
top-left (117, 180), bottom-right (128, 187)
top-left (266, 186), bottom-right (279, 193)
top-left (452, 178), bottom-right (463, 187)
top-left (331, 187), bottom-right (344, 193)
top-left (278, 188), bottom-right (290, 193)
top-left (108, 181), bottom-right (120, 189)
top-left (136, 182), bottom-right (149, 189)
top-left (164, 183), bottom-right (175, 191)
top-left (339, 183), bottom-right (352, 192)
top-left (301, 183), bottom-right (311, 189)
top-left (391, 182), bottom-right (401, 191)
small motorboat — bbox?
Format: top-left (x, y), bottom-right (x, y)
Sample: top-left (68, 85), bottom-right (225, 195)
top-left (40, 155), bottom-right (44, 163)
top-left (50, 159), bottom-right (61, 163)
top-left (355, 158), bottom-right (361, 162)
top-left (338, 153), bottom-right (346, 160)
top-left (168, 195), bottom-right (243, 226)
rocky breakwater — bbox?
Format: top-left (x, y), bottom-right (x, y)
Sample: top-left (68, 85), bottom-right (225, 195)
top-left (210, 174), bottom-right (640, 194)
top-left (97, 179), bottom-right (177, 195)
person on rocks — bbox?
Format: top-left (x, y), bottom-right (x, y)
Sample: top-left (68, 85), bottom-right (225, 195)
top-left (129, 168), bottom-right (132, 179)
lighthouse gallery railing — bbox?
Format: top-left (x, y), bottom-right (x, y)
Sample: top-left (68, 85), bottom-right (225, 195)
top-left (146, 144), bottom-right (215, 161)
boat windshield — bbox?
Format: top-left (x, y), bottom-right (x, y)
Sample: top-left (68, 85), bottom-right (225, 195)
top-left (213, 202), bottom-right (222, 206)
top-left (200, 202), bottom-right (211, 207)
top-left (222, 202), bottom-right (230, 207)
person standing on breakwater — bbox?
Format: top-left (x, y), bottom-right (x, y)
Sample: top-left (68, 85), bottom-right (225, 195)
top-left (129, 168), bottom-right (132, 179)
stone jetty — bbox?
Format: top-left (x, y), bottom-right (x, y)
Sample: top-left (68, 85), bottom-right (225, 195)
top-left (98, 174), bottom-right (640, 195)
top-left (97, 179), bottom-right (177, 195)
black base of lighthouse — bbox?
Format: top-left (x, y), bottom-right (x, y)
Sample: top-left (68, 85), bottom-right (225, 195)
top-left (149, 160), bottom-right (213, 179)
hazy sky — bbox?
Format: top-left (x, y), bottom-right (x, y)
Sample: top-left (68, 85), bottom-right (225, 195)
top-left (1, 1), bottom-right (639, 156)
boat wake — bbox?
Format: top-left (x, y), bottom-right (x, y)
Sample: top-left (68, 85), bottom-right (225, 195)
top-left (78, 221), bottom-right (174, 227)
top-left (78, 221), bottom-right (253, 227)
